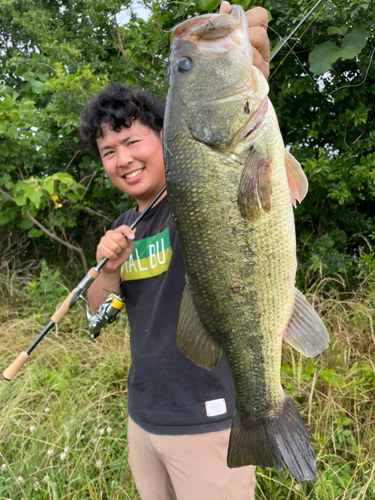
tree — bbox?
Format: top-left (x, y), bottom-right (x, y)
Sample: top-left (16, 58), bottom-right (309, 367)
top-left (0, 0), bottom-right (374, 289)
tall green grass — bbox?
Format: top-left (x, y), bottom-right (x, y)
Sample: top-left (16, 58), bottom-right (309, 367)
top-left (1, 273), bottom-right (374, 499)
top-left (0, 306), bottom-right (137, 500)
top-left (257, 281), bottom-right (375, 499)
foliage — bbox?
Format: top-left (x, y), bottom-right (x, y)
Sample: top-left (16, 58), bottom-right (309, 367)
top-left (262, 0), bottom-right (375, 289)
top-left (0, 0), bottom-right (374, 281)
top-left (308, 25), bottom-right (369, 75)
top-left (25, 260), bottom-right (68, 315)
top-left (0, 0), bottom-right (136, 268)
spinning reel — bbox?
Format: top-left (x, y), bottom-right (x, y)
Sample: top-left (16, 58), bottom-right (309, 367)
top-left (84, 292), bottom-right (125, 339)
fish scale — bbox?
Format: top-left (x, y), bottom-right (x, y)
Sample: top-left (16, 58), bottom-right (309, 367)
top-left (164, 5), bottom-right (329, 481)
top-left (167, 129), bottom-right (292, 417)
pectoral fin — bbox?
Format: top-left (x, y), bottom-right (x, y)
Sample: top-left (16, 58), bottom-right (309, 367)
top-left (237, 147), bottom-right (272, 220)
top-left (176, 282), bottom-right (222, 370)
top-left (285, 150), bottom-right (308, 207)
top-left (283, 288), bottom-right (329, 357)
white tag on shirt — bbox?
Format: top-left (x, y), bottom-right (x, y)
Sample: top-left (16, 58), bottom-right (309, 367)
top-left (205, 398), bottom-right (227, 417)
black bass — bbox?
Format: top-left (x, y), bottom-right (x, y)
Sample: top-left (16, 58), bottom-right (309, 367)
top-left (163, 6), bottom-right (329, 482)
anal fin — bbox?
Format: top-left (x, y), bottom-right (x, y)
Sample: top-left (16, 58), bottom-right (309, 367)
top-left (176, 282), bottom-right (222, 370)
top-left (283, 288), bottom-right (329, 357)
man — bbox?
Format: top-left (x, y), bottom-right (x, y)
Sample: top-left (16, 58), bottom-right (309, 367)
top-left (80, 3), bottom-right (270, 499)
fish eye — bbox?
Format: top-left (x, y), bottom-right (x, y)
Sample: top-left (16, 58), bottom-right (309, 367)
top-left (177, 57), bottom-right (192, 73)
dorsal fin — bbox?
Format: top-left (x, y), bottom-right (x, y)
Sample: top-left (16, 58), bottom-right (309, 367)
top-left (285, 150), bottom-right (308, 207)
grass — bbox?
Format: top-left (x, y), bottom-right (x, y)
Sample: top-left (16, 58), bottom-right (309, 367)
top-left (0, 273), bottom-right (374, 499)
top-left (256, 282), bottom-right (375, 499)
top-left (0, 304), bottom-right (137, 500)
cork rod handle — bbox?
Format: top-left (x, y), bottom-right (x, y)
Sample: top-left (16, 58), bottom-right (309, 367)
top-left (3, 352), bottom-right (29, 381)
top-left (51, 289), bottom-right (76, 323)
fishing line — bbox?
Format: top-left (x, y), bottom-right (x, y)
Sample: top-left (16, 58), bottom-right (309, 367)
top-left (269, 0), bottom-right (326, 62)
top-left (328, 45), bottom-right (375, 95)
top-left (269, 0), bottom-right (331, 87)
top-left (246, 0), bottom-right (331, 99)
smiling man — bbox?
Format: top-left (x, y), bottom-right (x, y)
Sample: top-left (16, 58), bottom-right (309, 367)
top-left (79, 3), bottom-right (270, 499)
top-left (98, 121), bottom-right (165, 211)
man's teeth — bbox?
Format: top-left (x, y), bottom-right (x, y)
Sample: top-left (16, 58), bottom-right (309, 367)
top-left (125, 168), bottom-right (144, 179)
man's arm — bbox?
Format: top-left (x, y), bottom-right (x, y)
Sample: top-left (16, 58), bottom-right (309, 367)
top-left (87, 225), bottom-right (135, 313)
top-left (220, 2), bottom-right (270, 79)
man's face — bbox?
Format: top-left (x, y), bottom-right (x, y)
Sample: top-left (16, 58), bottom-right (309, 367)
top-left (97, 120), bottom-right (165, 210)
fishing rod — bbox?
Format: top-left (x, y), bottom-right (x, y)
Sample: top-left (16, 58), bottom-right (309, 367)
top-left (269, 0), bottom-right (325, 62)
top-left (2, 185), bottom-right (167, 381)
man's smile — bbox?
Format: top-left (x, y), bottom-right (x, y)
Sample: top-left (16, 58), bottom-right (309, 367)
top-left (124, 167), bottom-right (145, 180)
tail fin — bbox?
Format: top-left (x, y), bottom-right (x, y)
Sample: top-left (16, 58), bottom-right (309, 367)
top-left (227, 395), bottom-right (316, 482)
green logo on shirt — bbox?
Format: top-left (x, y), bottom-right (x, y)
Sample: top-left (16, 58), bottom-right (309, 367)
top-left (120, 227), bottom-right (172, 281)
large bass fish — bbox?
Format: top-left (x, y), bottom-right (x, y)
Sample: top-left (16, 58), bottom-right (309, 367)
top-left (163, 5), bottom-right (329, 482)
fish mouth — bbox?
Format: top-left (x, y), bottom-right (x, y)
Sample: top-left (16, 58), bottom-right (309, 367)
top-left (170, 6), bottom-right (251, 61)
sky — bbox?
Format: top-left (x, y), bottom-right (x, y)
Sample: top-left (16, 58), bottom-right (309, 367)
top-left (116, 2), bottom-right (152, 26)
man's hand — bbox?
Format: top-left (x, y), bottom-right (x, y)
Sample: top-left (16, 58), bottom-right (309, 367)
top-left (88, 225), bottom-right (135, 313)
top-left (219, 2), bottom-right (270, 80)
top-left (96, 225), bottom-right (135, 273)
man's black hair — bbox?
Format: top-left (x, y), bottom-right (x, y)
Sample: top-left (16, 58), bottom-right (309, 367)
top-left (79, 83), bottom-right (165, 153)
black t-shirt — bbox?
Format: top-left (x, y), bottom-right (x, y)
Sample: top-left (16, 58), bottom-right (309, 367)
top-left (112, 196), bottom-right (235, 435)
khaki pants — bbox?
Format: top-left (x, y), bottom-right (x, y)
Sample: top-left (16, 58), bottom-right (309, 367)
top-left (127, 417), bottom-right (256, 500)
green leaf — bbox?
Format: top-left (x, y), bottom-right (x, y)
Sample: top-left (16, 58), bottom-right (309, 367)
top-left (0, 145), bottom-right (10, 157)
top-left (0, 214), bottom-right (10, 226)
top-left (66, 192), bottom-right (78, 202)
top-left (15, 193), bottom-right (26, 206)
top-left (236, 0), bottom-right (252, 10)
top-left (6, 126), bottom-right (18, 139)
top-left (329, 229), bottom-right (347, 244)
top-left (44, 177), bottom-right (55, 195)
top-left (327, 26), bottom-right (348, 36)
top-left (17, 217), bottom-right (34, 229)
top-left (28, 228), bottom-right (44, 238)
top-left (35, 130), bottom-right (51, 143)
top-left (270, 37), bottom-right (286, 58)
top-left (28, 189), bottom-right (44, 209)
top-left (31, 80), bottom-right (45, 94)
top-left (18, 218), bottom-right (35, 229)
top-left (309, 41), bottom-right (341, 74)
top-left (309, 25), bottom-right (368, 74)
top-left (320, 369), bottom-right (336, 384)
top-left (197, 0), bottom-right (221, 11)
top-left (340, 25), bottom-right (368, 61)
top-left (1, 173), bottom-right (12, 184)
